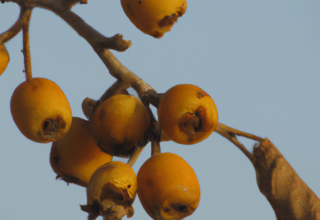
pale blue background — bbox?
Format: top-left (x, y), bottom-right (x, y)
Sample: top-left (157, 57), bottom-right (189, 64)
top-left (1, 1), bottom-right (320, 220)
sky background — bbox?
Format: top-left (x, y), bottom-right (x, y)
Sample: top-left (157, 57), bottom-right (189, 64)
top-left (1, 1), bottom-right (320, 219)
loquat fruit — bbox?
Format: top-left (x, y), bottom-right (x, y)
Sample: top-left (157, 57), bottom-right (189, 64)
top-left (0, 44), bottom-right (9, 76)
top-left (121, 0), bottom-right (187, 38)
top-left (137, 152), bottom-right (200, 220)
top-left (50, 117), bottom-right (113, 187)
top-left (10, 77), bottom-right (72, 143)
top-left (91, 94), bottom-right (150, 158)
top-left (158, 84), bottom-right (218, 145)
top-left (81, 161), bottom-right (137, 220)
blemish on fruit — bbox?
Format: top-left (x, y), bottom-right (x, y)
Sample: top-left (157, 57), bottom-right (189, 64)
top-left (138, 1), bottom-right (141, 4)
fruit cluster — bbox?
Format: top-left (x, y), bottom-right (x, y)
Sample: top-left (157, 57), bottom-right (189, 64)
top-left (7, 72), bottom-right (218, 219)
top-left (1, 1), bottom-right (221, 219)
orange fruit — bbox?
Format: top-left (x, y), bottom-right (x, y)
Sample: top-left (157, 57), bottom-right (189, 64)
top-left (158, 84), bottom-right (218, 145)
top-left (81, 161), bottom-right (137, 220)
top-left (0, 44), bottom-right (9, 76)
top-left (92, 94), bottom-right (150, 157)
top-left (10, 77), bottom-right (72, 143)
top-left (137, 152), bottom-right (201, 220)
top-left (121, 0), bottom-right (187, 38)
top-left (50, 117), bottom-right (113, 187)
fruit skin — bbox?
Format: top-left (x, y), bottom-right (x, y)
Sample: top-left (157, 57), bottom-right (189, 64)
top-left (0, 44), bottom-right (9, 76)
top-left (92, 94), bottom-right (150, 157)
top-left (137, 152), bottom-right (200, 220)
top-left (81, 161), bottom-right (137, 220)
top-left (50, 117), bottom-right (113, 187)
top-left (10, 77), bottom-right (72, 143)
top-left (121, 0), bottom-right (187, 38)
top-left (158, 84), bottom-right (218, 145)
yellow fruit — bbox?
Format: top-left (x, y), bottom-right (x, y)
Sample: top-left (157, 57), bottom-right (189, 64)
top-left (121, 0), bottom-right (187, 38)
top-left (158, 84), bottom-right (218, 145)
top-left (10, 77), bottom-right (72, 143)
top-left (81, 161), bottom-right (137, 220)
top-left (0, 44), bottom-right (9, 76)
top-left (137, 152), bottom-right (200, 220)
top-left (50, 117), bottom-right (113, 187)
top-left (92, 94), bottom-right (150, 157)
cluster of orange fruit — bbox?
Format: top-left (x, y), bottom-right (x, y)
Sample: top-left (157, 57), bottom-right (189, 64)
top-left (8, 74), bottom-right (218, 220)
top-left (0, 0), bottom-right (220, 219)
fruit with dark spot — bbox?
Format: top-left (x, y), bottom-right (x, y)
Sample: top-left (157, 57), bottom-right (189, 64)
top-left (91, 94), bottom-right (150, 157)
top-left (10, 77), bottom-right (72, 143)
top-left (121, 0), bottom-right (187, 38)
top-left (50, 117), bottom-right (113, 187)
top-left (81, 161), bottom-right (137, 220)
top-left (0, 44), bottom-right (9, 76)
top-left (137, 152), bottom-right (200, 220)
top-left (158, 84), bottom-right (218, 145)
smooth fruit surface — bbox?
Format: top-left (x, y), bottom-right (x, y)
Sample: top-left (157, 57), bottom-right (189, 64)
top-left (81, 161), bottom-right (137, 220)
top-left (10, 77), bottom-right (72, 143)
top-left (158, 84), bottom-right (218, 145)
top-left (121, 0), bottom-right (187, 38)
top-left (50, 117), bottom-right (113, 187)
top-left (0, 44), bottom-right (9, 76)
top-left (92, 94), bottom-right (150, 157)
top-left (137, 152), bottom-right (200, 220)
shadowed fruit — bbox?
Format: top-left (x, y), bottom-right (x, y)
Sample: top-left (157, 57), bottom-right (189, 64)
top-left (137, 152), bottom-right (200, 220)
top-left (0, 44), bottom-right (9, 76)
top-left (10, 77), bottom-right (72, 143)
top-left (50, 117), bottom-right (113, 187)
top-left (158, 84), bottom-right (218, 145)
top-left (121, 0), bottom-right (187, 38)
top-left (92, 94), bottom-right (150, 158)
top-left (81, 161), bottom-right (137, 220)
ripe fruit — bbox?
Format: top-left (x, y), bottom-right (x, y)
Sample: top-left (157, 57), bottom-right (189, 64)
top-left (137, 152), bottom-right (200, 220)
top-left (92, 94), bottom-right (150, 157)
top-left (0, 44), bottom-right (9, 76)
top-left (10, 77), bottom-right (72, 143)
top-left (158, 84), bottom-right (218, 145)
top-left (121, 0), bottom-right (187, 38)
top-left (81, 161), bottom-right (137, 220)
top-left (50, 117), bottom-right (113, 187)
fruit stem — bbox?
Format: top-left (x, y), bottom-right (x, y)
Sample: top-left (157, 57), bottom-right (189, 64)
top-left (127, 145), bottom-right (145, 167)
top-left (215, 122), bottom-right (264, 164)
top-left (0, 6), bottom-right (28, 44)
top-left (151, 140), bottom-right (161, 156)
top-left (22, 7), bottom-right (33, 81)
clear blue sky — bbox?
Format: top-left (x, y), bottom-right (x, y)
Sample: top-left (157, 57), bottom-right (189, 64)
top-left (1, 1), bottom-right (320, 220)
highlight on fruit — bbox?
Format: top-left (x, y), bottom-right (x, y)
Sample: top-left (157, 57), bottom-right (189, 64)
top-left (10, 77), bottom-right (72, 143)
top-left (121, 0), bottom-right (187, 38)
top-left (91, 94), bottom-right (150, 157)
top-left (158, 84), bottom-right (218, 145)
top-left (137, 152), bottom-right (201, 220)
top-left (50, 117), bottom-right (113, 187)
top-left (81, 161), bottom-right (137, 220)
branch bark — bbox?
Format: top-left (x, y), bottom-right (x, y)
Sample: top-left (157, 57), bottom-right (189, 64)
top-left (254, 138), bottom-right (320, 220)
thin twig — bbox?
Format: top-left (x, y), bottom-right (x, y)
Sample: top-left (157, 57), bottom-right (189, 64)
top-left (215, 122), bottom-right (263, 164)
top-left (0, 6), bottom-right (28, 44)
top-left (22, 7), bottom-right (33, 81)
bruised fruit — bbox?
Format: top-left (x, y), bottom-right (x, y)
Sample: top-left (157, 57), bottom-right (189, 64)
top-left (158, 84), bottom-right (218, 145)
top-left (50, 117), bottom-right (113, 187)
top-left (137, 152), bottom-right (200, 220)
top-left (10, 77), bottom-right (72, 143)
top-left (92, 94), bottom-right (150, 158)
top-left (81, 161), bottom-right (137, 220)
top-left (0, 44), bottom-right (9, 76)
top-left (121, 0), bottom-right (187, 38)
